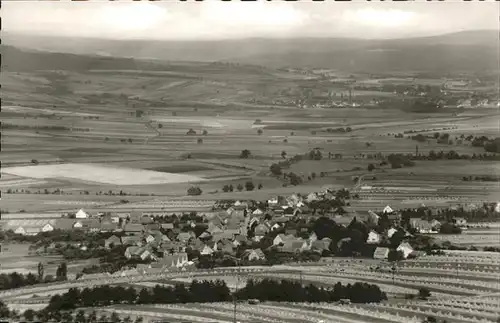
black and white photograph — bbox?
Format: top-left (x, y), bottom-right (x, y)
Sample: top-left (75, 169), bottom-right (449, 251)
top-left (1, 1), bottom-right (500, 323)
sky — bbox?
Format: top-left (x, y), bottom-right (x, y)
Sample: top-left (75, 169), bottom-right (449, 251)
top-left (3, 1), bottom-right (499, 40)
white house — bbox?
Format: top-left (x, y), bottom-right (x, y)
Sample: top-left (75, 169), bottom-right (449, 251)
top-left (387, 228), bottom-right (398, 238)
top-left (383, 205), bottom-right (394, 214)
top-left (14, 226), bottom-right (26, 235)
top-left (75, 209), bottom-right (89, 219)
top-left (252, 209), bottom-right (264, 216)
top-left (366, 231), bottom-right (381, 244)
top-left (397, 242), bottom-right (414, 259)
top-left (41, 223), bottom-right (54, 233)
top-left (267, 197), bottom-right (279, 206)
top-left (200, 245), bottom-right (214, 256)
top-left (73, 221), bottom-right (83, 229)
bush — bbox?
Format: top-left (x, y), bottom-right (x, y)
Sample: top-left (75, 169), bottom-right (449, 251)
top-left (270, 163), bottom-right (282, 176)
top-left (245, 181), bottom-right (255, 191)
top-left (187, 186), bottom-right (202, 196)
top-left (418, 287), bottom-right (431, 300)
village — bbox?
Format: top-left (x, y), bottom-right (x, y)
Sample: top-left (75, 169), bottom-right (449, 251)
top-left (2, 184), bottom-right (490, 283)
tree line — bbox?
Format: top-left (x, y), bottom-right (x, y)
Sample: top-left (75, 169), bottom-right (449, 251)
top-left (42, 278), bottom-right (386, 315)
top-left (236, 278), bottom-right (386, 303)
top-left (0, 262), bottom-right (67, 291)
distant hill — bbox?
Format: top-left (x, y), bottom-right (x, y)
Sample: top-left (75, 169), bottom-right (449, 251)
top-left (0, 45), bottom-right (166, 72)
top-left (3, 30), bottom-right (499, 72)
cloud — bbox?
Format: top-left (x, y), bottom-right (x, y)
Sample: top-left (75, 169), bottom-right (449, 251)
top-left (2, 1), bottom-right (498, 40)
top-left (342, 8), bottom-right (417, 27)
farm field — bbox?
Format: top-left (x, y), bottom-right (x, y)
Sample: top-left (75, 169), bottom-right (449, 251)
top-left (4, 252), bottom-right (500, 322)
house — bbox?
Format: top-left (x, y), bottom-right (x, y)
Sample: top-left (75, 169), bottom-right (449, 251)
top-left (100, 222), bottom-right (116, 233)
top-left (121, 235), bottom-right (143, 247)
top-left (268, 197), bottom-right (279, 206)
top-left (366, 231), bottom-right (381, 244)
top-left (215, 239), bottom-right (234, 255)
top-left (177, 231), bottom-right (195, 243)
top-left (387, 228), bottom-right (398, 238)
top-left (145, 223), bottom-right (161, 231)
top-left (254, 223), bottom-right (270, 238)
top-left (397, 242), bottom-right (414, 259)
top-left (42, 223), bottom-right (55, 233)
top-left (453, 217), bottom-right (467, 227)
top-left (198, 231), bottom-right (212, 240)
top-left (242, 248), bottom-right (266, 262)
top-left (200, 245), bottom-right (214, 256)
top-left (140, 216), bottom-right (154, 225)
top-left (232, 234), bottom-right (247, 247)
top-left (306, 193), bottom-right (319, 202)
top-left (105, 235), bottom-right (122, 249)
top-left (367, 210), bottom-right (380, 225)
top-left (124, 246), bottom-right (152, 261)
top-left (252, 209), bottom-right (264, 216)
top-left (410, 219), bottom-right (436, 234)
top-left (161, 223), bottom-right (174, 230)
top-left (383, 205), bottom-right (394, 214)
top-left (75, 209), bottom-right (89, 219)
top-left (54, 219), bottom-right (76, 231)
top-left (373, 247), bottom-right (390, 260)
top-left (123, 223), bottom-right (144, 235)
top-left (129, 211), bottom-right (142, 224)
top-left (207, 222), bottom-right (223, 234)
top-left (430, 220), bottom-right (442, 230)
top-left (82, 219), bottom-right (100, 232)
top-left (310, 238), bottom-right (331, 253)
top-left (158, 252), bottom-right (189, 268)
top-left (73, 221), bottom-right (84, 230)
top-left (273, 234), bottom-right (295, 246)
top-left (280, 239), bottom-right (308, 253)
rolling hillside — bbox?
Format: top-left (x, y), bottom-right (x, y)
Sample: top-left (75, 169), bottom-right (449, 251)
top-left (3, 30), bottom-right (499, 72)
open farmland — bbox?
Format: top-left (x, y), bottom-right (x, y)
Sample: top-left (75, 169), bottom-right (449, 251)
top-left (3, 252), bottom-right (500, 322)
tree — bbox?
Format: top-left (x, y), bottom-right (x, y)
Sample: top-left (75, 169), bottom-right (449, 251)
top-left (88, 311), bottom-right (97, 323)
top-left (258, 183), bottom-right (263, 190)
top-left (418, 287), bottom-right (431, 300)
top-left (158, 123), bottom-right (163, 129)
top-left (24, 309), bottom-right (35, 321)
top-left (367, 164), bottom-right (375, 172)
top-left (270, 163), bottom-right (282, 176)
top-left (56, 262), bottom-right (68, 281)
top-left (187, 186), bottom-right (202, 196)
top-left (37, 262), bottom-right (44, 281)
top-left (74, 310), bottom-right (86, 323)
top-left (388, 249), bottom-right (404, 262)
top-left (128, 138), bottom-right (133, 143)
top-left (186, 128), bottom-right (196, 135)
top-left (134, 317), bottom-right (144, 323)
top-left (240, 149), bottom-right (251, 159)
top-left (237, 184), bottom-right (244, 192)
top-left (110, 312), bottom-right (121, 323)
top-left (0, 300), bottom-right (9, 318)
top-left (245, 181), bottom-right (255, 191)
top-left (197, 138), bottom-right (203, 144)
top-left (257, 128), bottom-right (263, 135)
top-left (288, 173), bottom-right (302, 186)
top-left (281, 151), bottom-right (287, 159)
top-left (202, 129), bottom-right (208, 135)
top-left (222, 185), bottom-right (231, 193)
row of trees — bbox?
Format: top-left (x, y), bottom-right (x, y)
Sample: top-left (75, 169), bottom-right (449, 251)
top-left (222, 182), bottom-right (263, 192)
top-left (0, 262), bottom-right (67, 291)
top-left (236, 279), bottom-right (387, 304)
top-left (44, 278), bottom-right (386, 315)
top-left (0, 300), bottom-right (143, 323)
